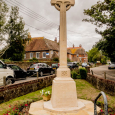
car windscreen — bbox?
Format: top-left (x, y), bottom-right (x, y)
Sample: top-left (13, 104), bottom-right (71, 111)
top-left (30, 64), bottom-right (38, 68)
top-left (52, 64), bottom-right (58, 66)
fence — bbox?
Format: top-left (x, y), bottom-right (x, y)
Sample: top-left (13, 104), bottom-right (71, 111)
top-left (90, 70), bottom-right (115, 81)
top-left (87, 73), bottom-right (115, 96)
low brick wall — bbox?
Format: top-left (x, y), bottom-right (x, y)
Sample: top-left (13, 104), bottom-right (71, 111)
top-left (87, 73), bottom-right (115, 96)
top-left (0, 75), bottom-right (56, 103)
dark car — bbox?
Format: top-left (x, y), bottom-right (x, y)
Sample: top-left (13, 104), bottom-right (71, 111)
top-left (7, 64), bottom-right (27, 80)
top-left (67, 62), bottom-right (78, 69)
top-left (108, 64), bottom-right (115, 69)
top-left (51, 63), bottom-right (59, 70)
top-left (27, 63), bottom-right (54, 77)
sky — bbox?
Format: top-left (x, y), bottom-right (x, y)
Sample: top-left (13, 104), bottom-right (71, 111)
top-left (5, 0), bottom-right (104, 51)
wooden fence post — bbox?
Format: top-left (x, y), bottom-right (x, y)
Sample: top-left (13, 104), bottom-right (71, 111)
top-left (3, 76), bottom-right (6, 86)
top-left (37, 72), bottom-right (39, 80)
top-left (91, 70), bottom-right (93, 75)
top-left (55, 69), bottom-right (57, 75)
top-left (104, 72), bottom-right (106, 79)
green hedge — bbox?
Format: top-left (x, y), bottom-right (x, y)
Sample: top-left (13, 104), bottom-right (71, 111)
top-left (79, 68), bottom-right (87, 79)
top-left (71, 68), bottom-right (87, 79)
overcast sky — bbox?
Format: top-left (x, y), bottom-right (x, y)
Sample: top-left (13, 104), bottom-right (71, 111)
top-left (5, 0), bottom-right (104, 51)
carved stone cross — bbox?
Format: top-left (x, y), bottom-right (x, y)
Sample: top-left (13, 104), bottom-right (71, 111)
top-left (51, 0), bottom-right (75, 69)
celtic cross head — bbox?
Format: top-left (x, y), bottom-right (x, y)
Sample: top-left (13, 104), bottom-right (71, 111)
top-left (51, 0), bottom-right (75, 11)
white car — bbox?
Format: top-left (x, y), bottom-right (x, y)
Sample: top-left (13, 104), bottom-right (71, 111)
top-left (0, 60), bottom-right (15, 85)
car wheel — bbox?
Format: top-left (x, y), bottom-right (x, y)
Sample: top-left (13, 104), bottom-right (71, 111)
top-left (6, 78), bottom-right (13, 85)
top-left (40, 71), bottom-right (43, 77)
top-left (50, 70), bottom-right (54, 75)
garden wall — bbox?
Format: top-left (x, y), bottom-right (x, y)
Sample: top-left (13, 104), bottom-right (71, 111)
top-left (0, 75), bottom-right (56, 103)
top-left (87, 73), bottom-right (115, 96)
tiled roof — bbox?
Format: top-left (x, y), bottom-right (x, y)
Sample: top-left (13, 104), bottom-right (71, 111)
top-left (67, 46), bottom-right (86, 55)
top-left (25, 37), bottom-right (59, 52)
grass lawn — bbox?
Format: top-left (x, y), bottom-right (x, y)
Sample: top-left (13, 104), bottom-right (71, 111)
top-left (0, 79), bottom-right (115, 114)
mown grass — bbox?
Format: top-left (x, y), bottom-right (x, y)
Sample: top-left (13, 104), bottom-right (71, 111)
top-left (0, 79), bottom-right (115, 114)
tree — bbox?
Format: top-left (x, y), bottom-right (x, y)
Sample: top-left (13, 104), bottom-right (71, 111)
top-left (3, 6), bottom-right (28, 61)
top-left (0, 0), bottom-right (9, 56)
top-left (83, 0), bottom-right (115, 62)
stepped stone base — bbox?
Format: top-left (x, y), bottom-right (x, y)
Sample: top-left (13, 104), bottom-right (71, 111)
top-left (29, 99), bottom-right (101, 115)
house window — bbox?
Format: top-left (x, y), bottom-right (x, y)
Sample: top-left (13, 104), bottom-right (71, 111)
top-left (24, 54), bottom-right (26, 59)
top-left (36, 52), bottom-right (40, 59)
top-left (30, 53), bottom-right (33, 59)
top-left (77, 54), bottom-right (79, 57)
top-left (43, 52), bottom-right (46, 58)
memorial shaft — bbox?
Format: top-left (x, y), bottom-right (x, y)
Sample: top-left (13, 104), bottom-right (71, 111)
top-left (59, 2), bottom-right (67, 68)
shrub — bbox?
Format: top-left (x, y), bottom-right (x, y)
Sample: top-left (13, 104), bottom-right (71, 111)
top-left (79, 68), bottom-right (87, 79)
top-left (76, 75), bottom-right (81, 79)
top-left (29, 57), bottom-right (38, 62)
top-left (67, 58), bottom-right (71, 62)
top-left (71, 71), bottom-right (77, 79)
top-left (53, 57), bottom-right (59, 62)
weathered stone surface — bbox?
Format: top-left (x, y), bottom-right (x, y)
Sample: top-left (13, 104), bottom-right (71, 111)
top-left (29, 99), bottom-right (101, 115)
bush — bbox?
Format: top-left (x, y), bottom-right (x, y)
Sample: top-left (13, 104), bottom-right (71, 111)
top-left (71, 71), bottom-right (77, 79)
top-left (29, 57), bottom-right (38, 62)
top-left (53, 57), bottom-right (59, 62)
top-left (79, 68), bottom-right (87, 79)
top-left (67, 58), bottom-right (71, 62)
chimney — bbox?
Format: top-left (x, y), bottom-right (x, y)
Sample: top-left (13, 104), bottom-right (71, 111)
top-left (79, 44), bottom-right (82, 47)
top-left (73, 44), bottom-right (74, 48)
top-left (54, 37), bottom-right (57, 42)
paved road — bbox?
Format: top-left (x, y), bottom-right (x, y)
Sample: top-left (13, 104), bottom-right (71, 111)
top-left (90, 65), bottom-right (115, 81)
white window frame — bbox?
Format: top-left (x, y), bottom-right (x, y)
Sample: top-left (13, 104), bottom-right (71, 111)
top-left (30, 53), bottom-right (33, 59)
top-left (43, 52), bottom-right (46, 58)
top-left (24, 54), bottom-right (26, 59)
top-left (36, 52), bottom-right (40, 59)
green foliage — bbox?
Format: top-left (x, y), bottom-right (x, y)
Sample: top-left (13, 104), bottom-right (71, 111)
top-left (52, 57), bottom-right (59, 62)
top-left (2, 6), bottom-right (28, 61)
top-left (0, 0), bottom-right (9, 42)
top-left (1, 59), bottom-right (11, 62)
top-left (71, 71), bottom-right (77, 79)
top-left (29, 57), bottom-right (38, 62)
top-left (79, 68), bottom-right (87, 79)
top-left (88, 47), bottom-right (102, 62)
top-left (83, 0), bottom-right (115, 62)
top-left (71, 69), bottom-right (81, 79)
top-left (67, 58), bottom-right (71, 62)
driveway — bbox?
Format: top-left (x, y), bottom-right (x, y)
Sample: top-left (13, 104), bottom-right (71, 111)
top-left (90, 65), bottom-right (115, 81)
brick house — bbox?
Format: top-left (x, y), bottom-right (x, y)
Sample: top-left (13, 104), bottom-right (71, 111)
top-left (67, 44), bottom-right (88, 63)
top-left (24, 37), bottom-right (60, 61)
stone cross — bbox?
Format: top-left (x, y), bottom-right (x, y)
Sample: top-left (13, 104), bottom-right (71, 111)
top-left (51, 0), bottom-right (75, 69)
top-left (45, 0), bottom-right (79, 111)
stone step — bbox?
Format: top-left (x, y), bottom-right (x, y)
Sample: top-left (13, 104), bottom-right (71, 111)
top-left (29, 99), bottom-right (101, 115)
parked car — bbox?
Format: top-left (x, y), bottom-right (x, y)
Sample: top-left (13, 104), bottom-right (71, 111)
top-left (108, 64), bottom-right (115, 69)
top-left (0, 60), bottom-right (15, 85)
top-left (51, 63), bottom-right (59, 70)
top-left (7, 64), bottom-right (27, 80)
top-left (67, 62), bottom-right (78, 69)
top-left (27, 63), bottom-right (54, 77)
top-left (82, 63), bottom-right (88, 67)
